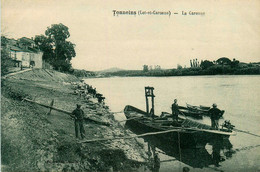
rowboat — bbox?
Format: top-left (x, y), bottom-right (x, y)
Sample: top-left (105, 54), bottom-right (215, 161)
top-left (124, 105), bottom-right (235, 148)
top-left (186, 103), bottom-right (225, 117)
top-left (178, 106), bottom-right (203, 119)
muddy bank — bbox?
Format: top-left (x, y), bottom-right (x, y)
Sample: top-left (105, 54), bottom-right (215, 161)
top-left (1, 69), bottom-right (148, 171)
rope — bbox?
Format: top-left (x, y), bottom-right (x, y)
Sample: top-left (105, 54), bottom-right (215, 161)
top-left (234, 129), bottom-right (260, 138)
top-left (178, 131), bottom-right (182, 172)
top-left (206, 166), bottom-right (224, 172)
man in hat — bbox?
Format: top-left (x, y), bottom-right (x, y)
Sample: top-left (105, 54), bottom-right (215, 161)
top-left (171, 99), bottom-right (179, 121)
top-left (71, 104), bottom-right (85, 139)
top-left (209, 103), bottom-right (222, 129)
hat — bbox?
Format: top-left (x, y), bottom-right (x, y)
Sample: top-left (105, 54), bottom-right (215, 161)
top-left (76, 104), bottom-right (81, 108)
top-left (213, 103), bottom-right (217, 107)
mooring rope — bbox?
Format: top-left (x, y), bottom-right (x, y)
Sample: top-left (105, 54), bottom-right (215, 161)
top-left (234, 129), bottom-right (260, 138)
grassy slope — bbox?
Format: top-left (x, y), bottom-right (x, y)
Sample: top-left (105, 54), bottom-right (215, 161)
top-left (1, 69), bottom-right (147, 171)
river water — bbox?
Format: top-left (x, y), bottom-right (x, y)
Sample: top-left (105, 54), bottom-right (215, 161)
top-left (84, 75), bottom-right (260, 172)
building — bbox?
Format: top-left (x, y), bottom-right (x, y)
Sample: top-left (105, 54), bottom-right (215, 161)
top-left (6, 37), bottom-right (43, 68)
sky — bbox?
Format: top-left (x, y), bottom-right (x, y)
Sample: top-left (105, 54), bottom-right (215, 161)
top-left (2, 0), bottom-right (260, 71)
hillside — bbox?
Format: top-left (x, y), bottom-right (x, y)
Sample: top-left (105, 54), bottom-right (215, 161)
top-left (4, 68), bottom-right (78, 82)
top-left (97, 67), bottom-right (125, 73)
top-left (1, 69), bottom-right (147, 171)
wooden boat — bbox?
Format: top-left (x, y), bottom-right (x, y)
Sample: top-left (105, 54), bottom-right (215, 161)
top-left (125, 124), bottom-right (234, 168)
top-left (186, 103), bottom-right (225, 117)
top-left (124, 105), bottom-right (235, 148)
top-left (178, 106), bottom-right (203, 119)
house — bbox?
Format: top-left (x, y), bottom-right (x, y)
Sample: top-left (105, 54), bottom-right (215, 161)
top-left (6, 37), bottom-right (43, 68)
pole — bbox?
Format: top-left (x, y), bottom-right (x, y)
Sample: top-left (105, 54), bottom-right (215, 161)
top-left (145, 88), bottom-right (149, 115)
top-left (23, 98), bottom-right (111, 126)
top-left (151, 88), bottom-right (154, 116)
top-left (79, 128), bottom-right (184, 143)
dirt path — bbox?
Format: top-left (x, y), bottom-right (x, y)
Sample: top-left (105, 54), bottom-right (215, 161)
top-left (1, 68), bottom-right (32, 79)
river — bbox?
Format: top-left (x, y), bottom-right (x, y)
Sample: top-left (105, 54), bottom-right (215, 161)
top-left (84, 75), bottom-right (260, 172)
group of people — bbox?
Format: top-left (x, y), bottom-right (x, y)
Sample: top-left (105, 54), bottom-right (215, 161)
top-left (72, 80), bottom-right (106, 104)
top-left (171, 99), bottom-right (222, 129)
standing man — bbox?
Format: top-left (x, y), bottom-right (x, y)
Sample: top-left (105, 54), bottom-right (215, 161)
top-left (209, 103), bottom-right (222, 129)
top-left (171, 99), bottom-right (179, 121)
top-left (71, 104), bottom-right (85, 139)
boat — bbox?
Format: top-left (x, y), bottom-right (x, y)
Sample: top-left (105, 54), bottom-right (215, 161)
top-left (178, 105), bottom-right (203, 119)
top-left (186, 103), bottom-right (225, 117)
top-left (124, 105), bottom-right (236, 148)
top-left (125, 122), bottom-right (234, 169)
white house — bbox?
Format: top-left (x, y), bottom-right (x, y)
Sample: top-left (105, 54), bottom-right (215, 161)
top-left (7, 37), bottom-right (43, 68)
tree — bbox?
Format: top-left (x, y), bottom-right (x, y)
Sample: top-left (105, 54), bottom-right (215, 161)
top-left (177, 64), bottom-right (183, 69)
top-left (216, 57), bottom-right (231, 65)
top-left (143, 65), bottom-right (148, 72)
top-left (231, 58), bottom-right (240, 68)
top-left (34, 35), bottom-right (54, 62)
top-left (200, 60), bottom-right (214, 69)
top-left (1, 36), bottom-right (14, 75)
top-left (35, 23), bottom-right (76, 72)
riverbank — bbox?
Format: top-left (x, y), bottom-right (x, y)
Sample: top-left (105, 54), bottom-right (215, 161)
top-left (95, 64), bottom-right (260, 78)
top-left (1, 69), bottom-right (148, 171)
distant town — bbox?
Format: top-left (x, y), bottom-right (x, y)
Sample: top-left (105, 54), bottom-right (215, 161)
top-left (93, 58), bottom-right (260, 78)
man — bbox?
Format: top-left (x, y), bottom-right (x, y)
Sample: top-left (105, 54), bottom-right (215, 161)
top-left (171, 99), bottom-right (179, 121)
top-left (209, 103), bottom-right (222, 129)
top-left (71, 104), bottom-right (85, 139)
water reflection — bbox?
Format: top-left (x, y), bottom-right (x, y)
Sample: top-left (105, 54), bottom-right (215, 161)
top-left (125, 121), bottom-right (235, 169)
top-left (208, 137), bottom-right (234, 167)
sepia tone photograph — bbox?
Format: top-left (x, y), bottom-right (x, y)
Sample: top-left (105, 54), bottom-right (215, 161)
top-left (1, 0), bottom-right (260, 171)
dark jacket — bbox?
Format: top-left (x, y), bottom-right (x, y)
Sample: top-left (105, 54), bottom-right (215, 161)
top-left (172, 103), bottom-right (179, 115)
top-left (209, 108), bottom-right (222, 120)
top-left (72, 108), bottom-right (84, 120)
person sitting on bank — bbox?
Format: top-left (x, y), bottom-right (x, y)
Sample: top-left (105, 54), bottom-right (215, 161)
top-left (71, 104), bottom-right (85, 139)
top-left (171, 99), bottom-right (179, 121)
top-left (209, 103), bottom-right (222, 129)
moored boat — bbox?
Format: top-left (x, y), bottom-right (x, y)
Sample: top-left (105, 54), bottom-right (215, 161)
top-left (186, 103), bottom-right (225, 117)
top-left (125, 123), bottom-right (234, 169)
top-left (178, 106), bottom-right (203, 119)
top-left (124, 105), bottom-right (235, 148)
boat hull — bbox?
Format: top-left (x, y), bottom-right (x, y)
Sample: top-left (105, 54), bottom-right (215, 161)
top-left (124, 105), bottom-right (231, 148)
